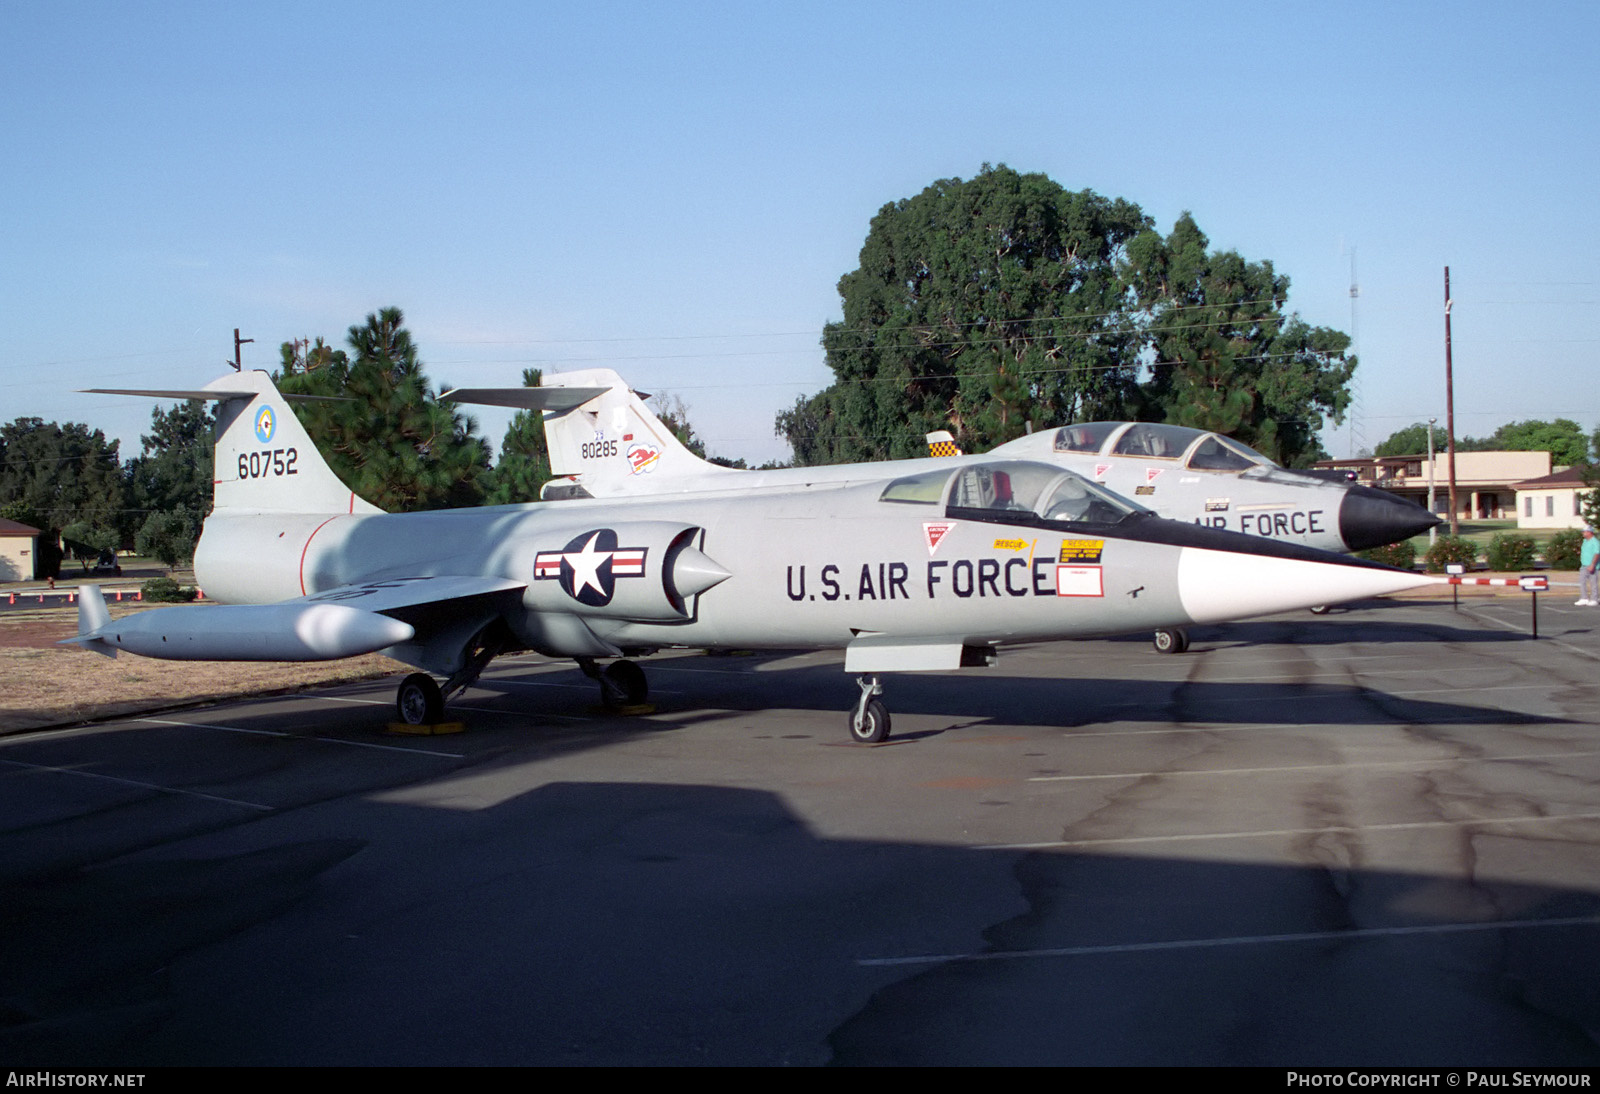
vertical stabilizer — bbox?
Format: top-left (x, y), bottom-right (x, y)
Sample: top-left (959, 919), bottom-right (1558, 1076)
top-left (64, 585), bottom-right (116, 657)
top-left (537, 369), bottom-right (735, 495)
top-left (207, 372), bottom-right (381, 515)
top-left (85, 371), bottom-right (381, 516)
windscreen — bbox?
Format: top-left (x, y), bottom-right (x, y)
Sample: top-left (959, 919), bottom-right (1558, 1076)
top-left (944, 461), bottom-right (1144, 525)
top-left (1111, 422), bottom-right (1206, 459)
top-left (879, 467), bottom-right (954, 504)
top-left (1186, 434), bottom-right (1274, 471)
top-left (1052, 422), bottom-right (1121, 453)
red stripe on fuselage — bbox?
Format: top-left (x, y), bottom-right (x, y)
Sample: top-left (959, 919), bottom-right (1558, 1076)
top-left (299, 517), bottom-right (339, 596)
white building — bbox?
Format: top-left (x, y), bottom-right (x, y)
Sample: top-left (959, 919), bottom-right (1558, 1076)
top-left (1513, 467), bottom-right (1592, 530)
top-left (0, 518), bottom-right (41, 581)
top-left (1315, 450), bottom-right (1552, 521)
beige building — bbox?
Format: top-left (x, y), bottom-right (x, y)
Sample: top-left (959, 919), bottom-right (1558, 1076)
top-left (1315, 451), bottom-right (1552, 522)
top-left (0, 518), bottom-right (41, 581)
top-left (1513, 466), bottom-right (1592, 530)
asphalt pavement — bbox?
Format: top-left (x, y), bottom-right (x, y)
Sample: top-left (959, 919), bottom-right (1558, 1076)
top-left (5, 594), bottom-right (1600, 1065)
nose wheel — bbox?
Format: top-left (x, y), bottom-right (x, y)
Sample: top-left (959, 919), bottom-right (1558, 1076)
top-left (1152, 627), bottom-right (1190, 654)
top-left (849, 675), bottom-right (891, 743)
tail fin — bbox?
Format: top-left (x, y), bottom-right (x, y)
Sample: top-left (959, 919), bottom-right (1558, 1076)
top-left (59, 584), bottom-right (115, 657)
top-left (927, 430), bottom-right (963, 457)
top-left (85, 371), bottom-right (380, 515)
top-left (445, 368), bottom-right (735, 496)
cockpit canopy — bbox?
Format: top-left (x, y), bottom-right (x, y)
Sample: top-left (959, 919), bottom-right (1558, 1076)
top-left (1052, 422), bottom-right (1275, 472)
top-left (880, 460), bottom-right (1145, 525)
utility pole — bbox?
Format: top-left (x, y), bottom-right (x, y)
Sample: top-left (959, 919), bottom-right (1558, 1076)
top-left (1444, 268), bottom-right (1458, 536)
top-left (230, 328), bottom-right (254, 372)
top-left (1428, 416), bottom-right (1438, 545)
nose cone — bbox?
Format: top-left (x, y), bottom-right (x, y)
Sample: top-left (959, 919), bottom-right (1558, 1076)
top-left (669, 544), bottom-right (732, 599)
top-left (1177, 547), bottom-right (1434, 623)
top-left (1338, 485), bottom-right (1440, 552)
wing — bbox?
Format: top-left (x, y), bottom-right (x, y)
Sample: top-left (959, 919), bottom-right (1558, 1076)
top-left (65, 576), bottom-right (527, 671)
top-left (298, 576), bottom-right (529, 675)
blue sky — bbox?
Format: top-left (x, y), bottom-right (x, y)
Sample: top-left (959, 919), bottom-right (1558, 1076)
top-left (4, 1), bottom-right (1596, 466)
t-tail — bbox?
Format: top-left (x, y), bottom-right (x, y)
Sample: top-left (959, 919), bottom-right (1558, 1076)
top-left (443, 368), bottom-right (735, 499)
top-left (85, 371), bottom-right (380, 516)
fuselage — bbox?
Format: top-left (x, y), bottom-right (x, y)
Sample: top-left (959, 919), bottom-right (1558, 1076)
top-left (195, 460), bottom-right (1428, 671)
top-left (549, 424), bottom-right (1434, 554)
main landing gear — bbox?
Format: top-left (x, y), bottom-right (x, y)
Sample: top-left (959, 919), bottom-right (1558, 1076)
top-left (849, 674), bottom-right (891, 744)
top-left (392, 626), bottom-right (510, 726)
top-left (578, 657), bottom-right (650, 709)
top-left (396, 673), bottom-right (444, 724)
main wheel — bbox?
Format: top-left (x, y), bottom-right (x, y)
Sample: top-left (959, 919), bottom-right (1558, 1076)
top-left (600, 659), bottom-right (648, 707)
top-left (1309, 605), bottom-right (1330, 615)
top-left (396, 673), bottom-right (444, 725)
top-left (848, 698), bottom-right (891, 744)
top-left (1153, 627), bottom-right (1189, 654)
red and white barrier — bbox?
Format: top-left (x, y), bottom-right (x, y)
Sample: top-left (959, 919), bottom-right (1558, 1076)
top-left (1441, 576), bottom-right (1549, 591)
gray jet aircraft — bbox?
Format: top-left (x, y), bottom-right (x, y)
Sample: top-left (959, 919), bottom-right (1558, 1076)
top-left (466, 369), bottom-right (1436, 556)
top-left (70, 371), bottom-right (1433, 743)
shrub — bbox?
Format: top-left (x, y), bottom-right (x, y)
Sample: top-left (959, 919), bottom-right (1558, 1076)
top-left (1424, 535), bottom-right (1479, 573)
top-left (141, 576), bottom-right (197, 602)
top-left (1546, 529), bottom-right (1584, 570)
top-left (1357, 540), bottom-right (1417, 570)
top-left (1485, 533), bottom-right (1537, 572)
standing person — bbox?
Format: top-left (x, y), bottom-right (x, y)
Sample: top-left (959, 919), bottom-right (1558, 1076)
top-left (1580, 527), bottom-right (1599, 606)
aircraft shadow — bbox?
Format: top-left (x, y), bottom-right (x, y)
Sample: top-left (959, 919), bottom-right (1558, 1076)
top-left (468, 653), bottom-right (1567, 734)
top-left (4, 780), bottom-right (1599, 1065)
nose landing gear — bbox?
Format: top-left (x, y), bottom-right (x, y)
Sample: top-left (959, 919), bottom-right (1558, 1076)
top-left (849, 674), bottom-right (891, 744)
top-left (1152, 627), bottom-right (1190, 654)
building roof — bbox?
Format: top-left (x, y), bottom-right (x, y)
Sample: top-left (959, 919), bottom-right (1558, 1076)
top-left (0, 518), bottom-right (41, 537)
top-left (1512, 466), bottom-right (1592, 490)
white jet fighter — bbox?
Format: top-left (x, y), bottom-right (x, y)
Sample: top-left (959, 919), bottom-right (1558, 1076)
top-left (70, 371), bottom-right (1433, 743)
top-left (483, 369), bottom-right (1436, 555)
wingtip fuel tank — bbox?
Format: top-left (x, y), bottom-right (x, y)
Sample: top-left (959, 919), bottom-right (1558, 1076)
top-left (64, 587), bottom-right (416, 661)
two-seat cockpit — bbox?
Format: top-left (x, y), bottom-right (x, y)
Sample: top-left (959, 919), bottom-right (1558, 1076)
top-left (1039, 421), bottom-right (1273, 474)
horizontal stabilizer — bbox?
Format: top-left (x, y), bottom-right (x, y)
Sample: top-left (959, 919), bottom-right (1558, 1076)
top-left (440, 387), bottom-right (611, 412)
top-left (82, 387), bottom-right (351, 404)
top-left (83, 386), bottom-right (258, 401)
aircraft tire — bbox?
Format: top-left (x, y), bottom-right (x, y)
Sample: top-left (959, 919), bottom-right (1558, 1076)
top-left (601, 659), bottom-right (648, 707)
top-left (397, 673), bottom-right (444, 725)
top-left (1309, 605), bottom-right (1331, 615)
top-left (849, 698), bottom-right (891, 744)
top-left (1153, 627), bottom-right (1189, 654)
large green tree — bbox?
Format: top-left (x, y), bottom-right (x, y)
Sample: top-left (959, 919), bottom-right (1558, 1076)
top-left (1379, 419), bottom-right (1588, 466)
top-left (781, 165), bottom-right (1152, 464)
top-left (277, 308), bottom-right (490, 511)
top-left (1124, 214), bottom-right (1354, 467)
top-left (1374, 422), bottom-right (1446, 458)
top-left (125, 401), bottom-right (215, 565)
top-left (0, 419), bottom-right (125, 577)
top-left (779, 167), bottom-right (1355, 469)
top-left (1461, 419), bottom-right (1589, 466)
